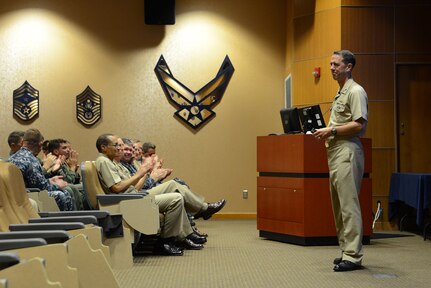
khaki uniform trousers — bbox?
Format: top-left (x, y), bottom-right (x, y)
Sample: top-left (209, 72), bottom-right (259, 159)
top-left (154, 193), bottom-right (193, 239)
top-left (327, 139), bottom-right (364, 265)
top-left (148, 180), bottom-right (207, 215)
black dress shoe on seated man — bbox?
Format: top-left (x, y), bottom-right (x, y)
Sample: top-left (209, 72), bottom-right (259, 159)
top-left (177, 238), bottom-right (204, 250)
top-left (194, 199), bottom-right (227, 220)
top-left (333, 257), bottom-right (342, 265)
top-left (192, 225), bottom-right (208, 237)
top-left (333, 260), bottom-right (362, 272)
top-left (187, 232), bottom-right (207, 244)
top-left (154, 238), bottom-right (184, 256)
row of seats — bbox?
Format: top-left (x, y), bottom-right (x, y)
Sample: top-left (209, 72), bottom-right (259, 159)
top-left (80, 160), bottom-right (162, 258)
top-left (0, 160), bottom-right (162, 287)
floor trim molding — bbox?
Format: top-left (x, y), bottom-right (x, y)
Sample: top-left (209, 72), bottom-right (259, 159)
top-left (210, 213), bottom-right (257, 219)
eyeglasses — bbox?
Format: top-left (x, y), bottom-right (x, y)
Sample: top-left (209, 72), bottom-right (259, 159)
top-left (107, 143), bottom-right (121, 149)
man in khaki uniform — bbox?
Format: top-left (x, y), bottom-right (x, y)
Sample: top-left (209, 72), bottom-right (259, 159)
top-left (313, 50), bottom-right (368, 272)
top-left (95, 134), bottom-right (206, 255)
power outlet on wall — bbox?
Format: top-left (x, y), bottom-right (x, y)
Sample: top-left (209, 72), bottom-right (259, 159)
top-left (242, 189), bottom-right (248, 199)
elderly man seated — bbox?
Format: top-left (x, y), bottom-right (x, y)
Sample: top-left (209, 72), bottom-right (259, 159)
top-left (95, 134), bottom-right (212, 255)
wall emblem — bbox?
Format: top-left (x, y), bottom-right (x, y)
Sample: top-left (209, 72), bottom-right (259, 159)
top-left (76, 86), bottom-right (102, 126)
top-left (13, 81), bottom-right (39, 121)
top-left (154, 55), bottom-right (234, 130)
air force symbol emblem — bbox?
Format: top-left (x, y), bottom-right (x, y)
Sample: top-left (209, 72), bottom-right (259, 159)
top-left (154, 55), bottom-right (234, 130)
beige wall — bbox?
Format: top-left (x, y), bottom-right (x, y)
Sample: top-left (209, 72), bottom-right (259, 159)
top-left (0, 0), bottom-right (287, 214)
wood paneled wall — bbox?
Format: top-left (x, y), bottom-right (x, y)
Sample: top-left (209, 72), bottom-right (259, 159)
top-left (287, 0), bottom-right (431, 230)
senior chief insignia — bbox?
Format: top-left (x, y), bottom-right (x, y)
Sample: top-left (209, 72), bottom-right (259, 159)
top-left (13, 81), bottom-right (39, 121)
top-left (154, 55), bottom-right (234, 130)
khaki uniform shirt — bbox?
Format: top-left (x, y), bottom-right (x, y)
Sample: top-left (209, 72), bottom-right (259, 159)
top-left (95, 153), bottom-right (137, 194)
top-left (327, 78), bottom-right (368, 146)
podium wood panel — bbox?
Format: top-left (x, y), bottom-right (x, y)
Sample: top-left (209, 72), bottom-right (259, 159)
top-left (257, 135), bottom-right (371, 173)
top-left (257, 135), bottom-right (372, 245)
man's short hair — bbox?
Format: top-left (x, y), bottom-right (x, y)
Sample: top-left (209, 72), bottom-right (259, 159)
top-left (333, 50), bottom-right (356, 68)
top-left (7, 131), bottom-right (24, 146)
top-left (47, 138), bottom-right (67, 153)
top-left (142, 142), bottom-right (156, 153)
top-left (96, 134), bottom-right (113, 152)
top-left (23, 128), bottom-right (44, 146)
top-left (122, 138), bottom-right (134, 146)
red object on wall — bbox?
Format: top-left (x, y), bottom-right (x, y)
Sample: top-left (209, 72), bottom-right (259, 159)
top-left (312, 67), bottom-right (320, 78)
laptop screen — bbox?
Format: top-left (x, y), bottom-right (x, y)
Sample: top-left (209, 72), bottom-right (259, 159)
top-left (298, 105), bottom-right (326, 133)
top-left (280, 107), bottom-right (302, 134)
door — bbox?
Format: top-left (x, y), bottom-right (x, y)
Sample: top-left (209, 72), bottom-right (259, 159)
top-left (397, 64), bottom-right (431, 172)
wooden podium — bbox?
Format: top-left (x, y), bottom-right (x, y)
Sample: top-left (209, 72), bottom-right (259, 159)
top-left (257, 134), bottom-right (372, 245)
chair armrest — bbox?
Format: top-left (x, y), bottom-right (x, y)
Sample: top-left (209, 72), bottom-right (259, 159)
top-left (0, 252), bottom-right (21, 269)
top-left (9, 222), bottom-right (85, 232)
top-left (26, 188), bottom-right (41, 192)
top-left (29, 215), bottom-right (98, 225)
top-left (0, 239), bottom-right (47, 253)
top-left (0, 231), bottom-right (70, 244)
top-left (96, 194), bottom-right (144, 205)
top-left (38, 210), bottom-right (123, 238)
top-left (38, 210), bottom-right (110, 219)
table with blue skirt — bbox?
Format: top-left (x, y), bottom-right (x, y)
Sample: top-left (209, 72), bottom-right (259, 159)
top-left (389, 172), bottom-right (431, 239)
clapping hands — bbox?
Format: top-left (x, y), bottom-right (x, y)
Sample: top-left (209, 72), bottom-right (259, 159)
top-left (42, 153), bottom-right (65, 173)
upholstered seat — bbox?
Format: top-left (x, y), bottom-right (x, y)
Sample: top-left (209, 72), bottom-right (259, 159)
top-left (81, 161), bottom-right (160, 257)
top-left (0, 162), bottom-right (120, 287)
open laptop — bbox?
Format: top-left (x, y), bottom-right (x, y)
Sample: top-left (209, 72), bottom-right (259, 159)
top-left (298, 105), bottom-right (326, 133)
top-left (280, 107), bottom-right (302, 134)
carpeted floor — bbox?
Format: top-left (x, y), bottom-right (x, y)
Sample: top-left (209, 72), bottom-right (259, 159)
top-left (114, 219), bottom-right (431, 288)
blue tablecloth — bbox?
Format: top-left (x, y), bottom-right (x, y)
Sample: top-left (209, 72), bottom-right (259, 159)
top-left (389, 173), bottom-right (431, 226)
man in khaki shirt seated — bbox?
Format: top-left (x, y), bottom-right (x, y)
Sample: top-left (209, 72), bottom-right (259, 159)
top-left (95, 134), bottom-right (209, 255)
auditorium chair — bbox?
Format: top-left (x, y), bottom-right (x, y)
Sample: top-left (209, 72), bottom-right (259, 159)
top-left (0, 161), bottom-right (112, 263)
top-left (0, 174), bottom-right (120, 288)
top-left (0, 234), bottom-right (77, 288)
top-left (0, 251), bottom-right (62, 288)
top-left (81, 160), bottom-right (160, 256)
top-left (26, 188), bottom-right (60, 212)
top-left (0, 233), bottom-right (120, 288)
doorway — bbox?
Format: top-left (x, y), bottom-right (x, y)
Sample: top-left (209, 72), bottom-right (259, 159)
top-left (396, 64), bottom-right (431, 172)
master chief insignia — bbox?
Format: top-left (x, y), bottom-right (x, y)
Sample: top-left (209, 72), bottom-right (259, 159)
top-left (13, 81), bottom-right (39, 121)
top-left (76, 86), bottom-right (102, 126)
top-left (154, 55), bottom-right (235, 130)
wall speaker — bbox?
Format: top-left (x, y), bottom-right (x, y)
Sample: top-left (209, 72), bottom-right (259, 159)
top-left (145, 0), bottom-right (175, 25)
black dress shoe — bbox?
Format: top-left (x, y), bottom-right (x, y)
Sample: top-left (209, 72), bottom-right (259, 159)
top-left (153, 240), bottom-right (184, 256)
top-left (192, 225), bottom-right (208, 237)
top-left (333, 257), bottom-right (342, 265)
top-left (177, 238), bottom-right (204, 250)
top-left (187, 232), bottom-right (207, 244)
top-left (333, 260), bottom-right (362, 272)
top-left (195, 199), bottom-right (227, 220)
